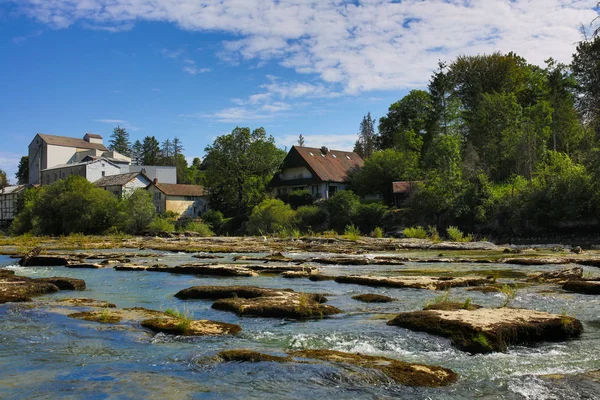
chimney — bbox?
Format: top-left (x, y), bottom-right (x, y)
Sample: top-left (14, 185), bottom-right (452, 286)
top-left (320, 146), bottom-right (329, 155)
top-left (153, 178), bottom-right (158, 184)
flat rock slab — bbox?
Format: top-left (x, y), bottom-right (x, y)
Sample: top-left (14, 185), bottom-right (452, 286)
top-left (175, 285), bottom-right (341, 319)
top-left (65, 263), bottom-right (104, 269)
top-left (352, 293), bottom-right (396, 303)
top-left (216, 349), bottom-right (456, 387)
top-left (563, 280), bottom-right (600, 295)
top-left (54, 298), bottom-right (116, 308)
top-left (246, 264), bottom-right (317, 274)
top-left (66, 306), bottom-right (242, 336)
top-left (388, 307), bottom-right (583, 353)
top-left (35, 277), bottom-right (86, 291)
top-left (0, 274), bottom-right (59, 303)
top-left (19, 256), bottom-right (69, 267)
top-left (335, 275), bottom-right (493, 291)
top-left (288, 350), bottom-right (457, 387)
top-left (526, 267), bottom-right (583, 283)
top-left (115, 263), bottom-right (259, 277)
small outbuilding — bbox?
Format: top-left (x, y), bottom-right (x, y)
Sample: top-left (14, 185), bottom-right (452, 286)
top-left (146, 181), bottom-right (208, 217)
top-left (94, 172), bottom-right (152, 199)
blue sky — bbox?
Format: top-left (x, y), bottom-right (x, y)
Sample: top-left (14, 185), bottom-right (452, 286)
top-left (1, 0), bottom-right (598, 182)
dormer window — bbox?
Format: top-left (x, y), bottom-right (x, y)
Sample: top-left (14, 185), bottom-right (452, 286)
top-left (346, 155), bottom-right (351, 160)
top-left (320, 153), bottom-right (325, 157)
top-left (332, 154), bottom-right (337, 158)
top-left (309, 152), bottom-right (314, 156)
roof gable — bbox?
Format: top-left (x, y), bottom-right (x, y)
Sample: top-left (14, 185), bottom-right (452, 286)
top-left (94, 172), bottom-right (149, 188)
top-left (286, 146), bottom-right (364, 183)
top-left (36, 133), bottom-right (108, 151)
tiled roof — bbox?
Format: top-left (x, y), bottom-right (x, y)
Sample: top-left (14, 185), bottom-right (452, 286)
top-left (94, 172), bottom-right (148, 187)
top-left (41, 158), bottom-right (118, 171)
top-left (392, 181), bottom-right (416, 194)
top-left (37, 133), bottom-right (108, 151)
top-left (154, 183), bottom-right (206, 197)
top-left (279, 146), bottom-right (363, 184)
top-left (84, 133), bottom-right (103, 139)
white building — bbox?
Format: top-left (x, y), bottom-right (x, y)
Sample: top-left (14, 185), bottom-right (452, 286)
top-left (40, 159), bottom-right (122, 186)
top-left (94, 172), bottom-right (152, 198)
top-left (28, 133), bottom-right (131, 184)
top-left (0, 185), bottom-right (29, 227)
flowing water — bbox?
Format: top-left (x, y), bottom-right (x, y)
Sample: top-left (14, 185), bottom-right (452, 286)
top-left (1, 251), bottom-right (599, 399)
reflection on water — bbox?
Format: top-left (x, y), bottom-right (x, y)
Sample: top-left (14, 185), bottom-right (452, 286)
top-left (1, 253), bottom-right (599, 399)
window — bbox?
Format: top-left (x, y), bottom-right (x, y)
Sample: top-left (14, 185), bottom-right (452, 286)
top-left (102, 171), bottom-right (105, 177)
top-left (328, 185), bottom-right (337, 197)
top-left (154, 192), bottom-right (161, 200)
top-left (332, 154), bottom-right (337, 158)
top-left (309, 152), bottom-right (314, 156)
top-left (346, 155), bottom-right (351, 160)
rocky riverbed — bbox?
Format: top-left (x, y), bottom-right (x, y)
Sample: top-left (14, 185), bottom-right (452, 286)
top-left (1, 237), bottom-right (600, 399)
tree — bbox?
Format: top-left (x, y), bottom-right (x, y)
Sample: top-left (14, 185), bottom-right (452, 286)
top-left (11, 175), bottom-right (118, 235)
top-left (117, 189), bottom-right (156, 233)
top-left (15, 156), bottom-right (29, 184)
top-left (378, 90), bottom-right (434, 151)
top-left (298, 134), bottom-right (305, 146)
top-left (131, 140), bottom-right (143, 165)
top-left (161, 139), bottom-right (173, 164)
top-left (429, 61), bottom-right (463, 138)
top-left (246, 198), bottom-right (296, 235)
top-left (572, 37), bottom-right (600, 137)
top-left (0, 169), bottom-right (7, 188)
top-left (203, 127), bottom-right (286, 217)
top-left (109, 126), bottom-right (131, 156)
top-left (358, 112), bottom-right (376, 158)
top-left (142, 136), bottom-right (160, 165)
top-left (326, 190), bottom-right (360, 232)
top-left (350, 149), bottom-right (420, 205)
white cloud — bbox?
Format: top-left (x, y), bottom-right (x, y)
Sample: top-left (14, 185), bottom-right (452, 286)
top-left (94, 119), bottom-right (127, 124)
top-left (17, 1), bottom-right (598, 93)
top-left (181, 108), bottom-right (273, 123)
top-left (182, 66), bottom-right (211, 75)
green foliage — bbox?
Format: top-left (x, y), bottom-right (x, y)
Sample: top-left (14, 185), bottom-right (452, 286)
top-left (287, 189), bottom-right (314, 209)
top-left (462, 298), bottom-right (472, 310)
top-left (109, 126), bottom-right (132, 157)
top-left (500, 284), bottom-right (518, 307)
top-left (182, 221), bottom-right (214, 236)
top-left (425, 290), bottom-right (451, 308)
top-left (201, 209), bottom-right (224, 230)
top-left (325, 190), bottom-right (361, 232)
top-left (427, 226), bottom-right (440, 242)
top-left (403, 226), bottom-right (428, 239)
top-left (296, 205), bottom-right (328, 233)
top-left (11, 176), bottom-right (118, 235)
top-left (343, 224), bottom-right (361, 240)
top-left (15, 156), bottom-right (29, 184)
top-left (203, 127), bottom-right (286, 217)
top-left (370, 226), bottom-right (384, 238)
top-left (446, 226), bottom-right (473, 242)
top-left (350, 148), bottom-right (420, 205)
top-left (473, 333), bottom-right (492, 349)
top-left (0, 169), bottom-right (7, 188)
top-left (117, 189), bottom-right (156, 234)
top-left (147, 217), bottom-right (175, 234)
top-left (247, 198), bottom-right (296, 235)
top-left (353, 202), bottom-right (388, 234)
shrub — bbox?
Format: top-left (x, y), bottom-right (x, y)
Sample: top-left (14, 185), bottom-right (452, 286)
top-left (183, 221), bottom-right (214, 237)
top-left (370, 227), bottom-right (384, 238)
top-left (247, 198), bottom-right (296, 235)
top-left (427, 226), bottom-right (440, 242)
top-left (117, 189), bottom-right (156, 234)
top-left (326, 190), bottom-right (360, 232)
top-left (296, 205), bottom-right (328, 233)
top-left (403, 226), bottom-right (428, 239)
top-left (343, 224), bottom-right (361, 240)
top-left (201, 209), bottom-right (224, 230)
top-left (147, 217), bottom-right (175, 234)
top-left (353, 202), bottom-right (388, 234)
top-left (287, 189), bottom-right (314, 209)
top-left (500, 284), bottom-right (518, 307)
top-left (446, 226), bottom-right (473, 242)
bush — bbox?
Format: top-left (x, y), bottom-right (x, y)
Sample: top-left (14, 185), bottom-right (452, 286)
top-left (446, 226), bottom-right (473, 242)
top-left (353, 202), bottom-right (388, 234)
top-left (11, 176), bottom-right (118, 235)
top-left (370, 227), bottom-right (384, 238)
top-left (296, 205), bottom-right (328, 233)
top-left (247, 198), bottom-right (296, 235)
top-left (201, 209), bottom-right (224, 230)
top-left (287, 189), bottom-right (314, 209)
top-left (326, 190), bottom-right (360, 232)
top-left (147, 217), bottom-right (175, 234)
top-left (343, 224), bottom-right (361, 240)
top-left (117, 189), bottom-right (156, 234)
top-left (183, 221), bottom-right (214, 236)
top-left (403, 226), bottom-right (428, 239)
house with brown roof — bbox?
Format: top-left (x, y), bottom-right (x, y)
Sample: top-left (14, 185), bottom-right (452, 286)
top-left (94, 172), bottom-right (152, 199)
top-left (392, 181), bottom-right (418, 207)
top-left (28, 133), bottom-right (131, 184)
top-left (146, 181), bottom-right (208, 217)
top-left (270, 146), bottom-right (364, 199)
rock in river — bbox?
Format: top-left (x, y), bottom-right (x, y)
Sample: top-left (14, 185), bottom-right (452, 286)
top-left (526, 267), bottom-right (583, 283)
top-left (35, 277), bottom-right (86, 291)
top-left (563, 280), bottom-right (600, 295)
top-left (0, 272), bottom-right (60, 303)
top-left (335, 275), bottom-right (493, 291)
top-left (352, 293), bottom-right (396, 303)
top-left (388, 305), bottom-right (583, 353)
top-left (175, 285), bottom-right (341, 319)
